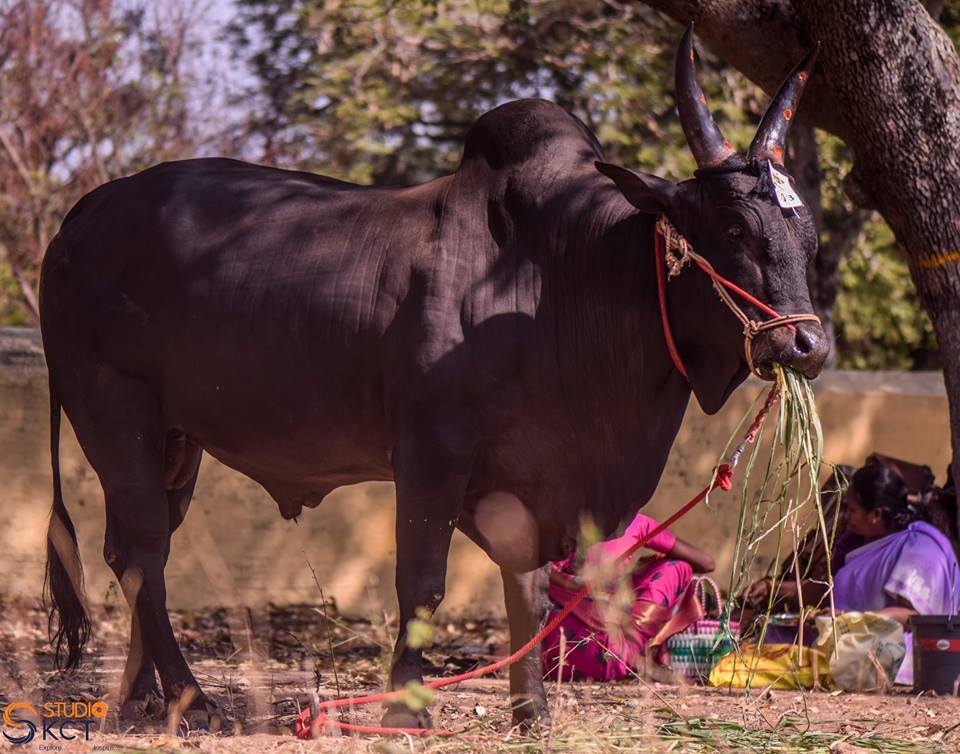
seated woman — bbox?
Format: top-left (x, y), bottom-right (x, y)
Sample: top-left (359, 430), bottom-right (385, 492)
top-left (542, 512), bottom-right (715, 682)
top-left (746, 464), bottom-right (960, 684)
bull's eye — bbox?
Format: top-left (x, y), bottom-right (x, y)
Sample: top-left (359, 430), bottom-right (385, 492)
top-left (727, 224), bottom-right (743, 239)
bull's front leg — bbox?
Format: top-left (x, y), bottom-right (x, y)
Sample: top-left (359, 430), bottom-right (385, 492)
top-left (381, 424), bottom-right (471, 729)
top-left (502, 566), bottom-right (551, 729)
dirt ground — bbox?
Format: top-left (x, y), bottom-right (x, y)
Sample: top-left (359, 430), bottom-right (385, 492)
top-left (1, 598), bottom-right (957, 753)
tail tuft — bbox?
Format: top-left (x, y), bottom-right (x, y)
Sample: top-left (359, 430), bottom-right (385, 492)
top-left (43, 387), bottom-right (90, 669)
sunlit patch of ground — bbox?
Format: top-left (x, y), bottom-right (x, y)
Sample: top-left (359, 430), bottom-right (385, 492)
top-left (1, 598), bottom-right (957, 753)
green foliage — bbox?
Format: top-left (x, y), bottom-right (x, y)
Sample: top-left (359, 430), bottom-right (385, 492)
top-left (0, 0), bottom-right (941, 373)
top-left (230, 0), bottom-right (944, 371)
top-left (942, 0), bottom-right (960, 49)
top-left (814, 130), bottom-right (940, 369)
top-left (229, 0), bottom-right (764, 183)
top-left (404, 606), bottom-right (435, 649)
top-left (834, 221), bottom-right (939, 370)
top-left (401, 679), bottom-right (435, 711)
top-left (0, 266), bottom-right (30, 327)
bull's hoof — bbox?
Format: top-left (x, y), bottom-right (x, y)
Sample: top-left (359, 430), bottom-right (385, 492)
top-left (180, 704), bottom-right (225, 734)
top-left (510, 697), bottom-right (550, 734)
top-left (168, 692), bottom-right (225, 735)
top-left (380, 704), bottom-right (432, 730)
top-left (120, 686), bottom-right (165, 720)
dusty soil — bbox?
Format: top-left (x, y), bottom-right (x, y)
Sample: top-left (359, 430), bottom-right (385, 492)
top-left (1, 598), bottom-right (957, 753)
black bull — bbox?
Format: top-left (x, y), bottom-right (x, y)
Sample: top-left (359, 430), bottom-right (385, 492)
top-left (40, 31), bottom-right (827, 729)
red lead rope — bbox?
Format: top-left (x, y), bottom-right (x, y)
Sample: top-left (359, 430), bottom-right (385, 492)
top-left (294, 387), bottom-right (781, 739)
top-left (295, 468), bottom-right (734, 739)
top-left (294, 222), bottom-right (786, 739)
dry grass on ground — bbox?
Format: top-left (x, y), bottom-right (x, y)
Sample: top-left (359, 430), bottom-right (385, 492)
top-left (1, 598), bottom-right (957, 753)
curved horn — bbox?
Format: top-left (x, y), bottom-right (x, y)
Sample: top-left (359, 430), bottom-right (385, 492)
top-left (748, 45), bottom-right (819, 166)
top-left (676, 25), bottom-right (735, 168)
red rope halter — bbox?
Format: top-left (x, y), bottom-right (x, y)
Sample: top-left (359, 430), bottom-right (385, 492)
top-left (654, 215), bottom-right (821, 380)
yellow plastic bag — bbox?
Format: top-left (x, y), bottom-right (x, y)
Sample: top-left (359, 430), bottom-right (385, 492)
top-left (708, 643), bottom-right (832, 690)
top-left (814, 611), bottom-right (905, 692)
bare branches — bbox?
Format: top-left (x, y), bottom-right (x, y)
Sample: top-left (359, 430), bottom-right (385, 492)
top-left (0, 129), bottom-right (34, 191)
top-left (13, 266), bottom-right (39, 323)
top-left (0, 0), bottom-right (215, 322)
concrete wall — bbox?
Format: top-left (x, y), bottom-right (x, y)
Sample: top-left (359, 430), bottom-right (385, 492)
top-left (1, 327), bottom-right (951, 618)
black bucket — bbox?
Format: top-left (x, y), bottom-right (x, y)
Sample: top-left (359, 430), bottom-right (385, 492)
top-left (910, 615), bottom-right (960, 694)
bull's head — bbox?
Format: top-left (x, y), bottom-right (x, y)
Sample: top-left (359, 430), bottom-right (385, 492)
top-left (596, 28), bottom-right (829, 410)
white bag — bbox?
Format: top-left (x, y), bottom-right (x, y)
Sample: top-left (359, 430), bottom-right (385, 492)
top-left (814, 611), bottom-right (906, 692)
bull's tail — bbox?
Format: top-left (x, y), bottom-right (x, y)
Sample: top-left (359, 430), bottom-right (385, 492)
top-left (43, 385), bottom-right (90, 669)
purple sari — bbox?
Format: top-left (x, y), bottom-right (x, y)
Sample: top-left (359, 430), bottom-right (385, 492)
top-left (834, 521), bottom-right (960, 684)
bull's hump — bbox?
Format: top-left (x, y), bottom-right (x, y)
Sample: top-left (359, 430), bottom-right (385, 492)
top-left (461, 99), bottom-right (602, 171)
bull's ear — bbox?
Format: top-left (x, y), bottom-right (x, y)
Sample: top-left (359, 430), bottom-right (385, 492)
top-left (595, 161), bottom-right (676, 212)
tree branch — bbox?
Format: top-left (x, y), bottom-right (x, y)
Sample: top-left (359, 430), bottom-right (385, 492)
top-left (0, 127), bottom-right (34, 191)
top-left (11, 264), bottom-right (39, 324)
top-left (638, 0), bottom-right (845, 135)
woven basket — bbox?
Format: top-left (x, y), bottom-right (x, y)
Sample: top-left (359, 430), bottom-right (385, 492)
top-left (666, 576), bottom-right (741, 683)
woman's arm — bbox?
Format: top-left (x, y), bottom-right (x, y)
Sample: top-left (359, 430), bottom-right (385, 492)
top-left (876, 595), bottom-right (918, 627)
top-left (667, 537), bottom-right (715, 574)
top-left (742, 577), bottom-right (828, 610)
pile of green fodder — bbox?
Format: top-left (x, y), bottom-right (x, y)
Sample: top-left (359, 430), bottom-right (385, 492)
top-left (656, 712), bottom-right (946, 754)
top-left (715, 364), bottom-right (843, 652)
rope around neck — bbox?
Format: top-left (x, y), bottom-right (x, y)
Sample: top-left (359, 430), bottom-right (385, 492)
top-left (655, 215), bottom-right (821, 380)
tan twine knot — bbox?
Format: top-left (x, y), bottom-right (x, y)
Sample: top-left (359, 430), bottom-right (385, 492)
top-left (656, 215), bottom-right (692, 279)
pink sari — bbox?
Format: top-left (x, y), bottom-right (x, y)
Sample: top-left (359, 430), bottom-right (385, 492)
top-left (541, 514), bottom-right (702, 682)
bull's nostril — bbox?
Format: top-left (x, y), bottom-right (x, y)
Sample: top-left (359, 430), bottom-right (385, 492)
top-left (794, 326), bottom-right (814, 355)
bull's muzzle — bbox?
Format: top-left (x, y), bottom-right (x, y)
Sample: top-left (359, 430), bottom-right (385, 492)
top-left (751, 319), bottom-right (829, 380)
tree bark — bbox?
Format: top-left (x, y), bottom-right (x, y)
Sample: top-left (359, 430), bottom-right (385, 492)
top-left (642, 0), bottom-right (843, 133)
top-left (644, 0), bottom-right (960, 492)
top-left (797, 0), bottom-right (960, 493)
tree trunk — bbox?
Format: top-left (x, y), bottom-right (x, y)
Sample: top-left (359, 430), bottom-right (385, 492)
top-left (796, 0), bottom-right (960, 490)
top-left (645, 0), bottom-right (960, 493)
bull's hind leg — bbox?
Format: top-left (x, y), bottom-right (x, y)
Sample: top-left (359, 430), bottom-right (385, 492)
top-left (108, 435), bottom-right (203, 720)
top-left (106, 508), bottom-right (163, 719)
top-left (61, 372), bottom-right (217, 729)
